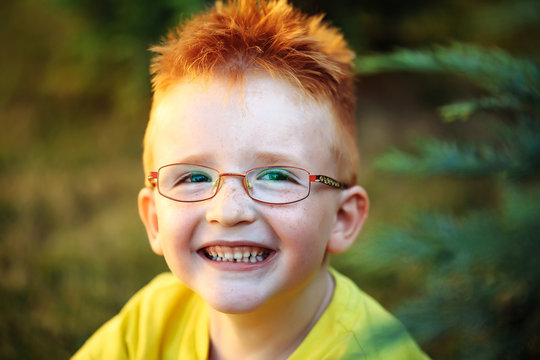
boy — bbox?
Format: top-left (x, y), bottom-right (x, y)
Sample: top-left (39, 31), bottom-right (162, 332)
top-left (73, 0), bottom-right (429, 359)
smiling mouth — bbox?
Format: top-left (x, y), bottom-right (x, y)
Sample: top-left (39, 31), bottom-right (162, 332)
top-left (201, 245), bottom-right (272, 263)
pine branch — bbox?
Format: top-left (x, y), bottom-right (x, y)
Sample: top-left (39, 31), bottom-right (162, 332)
top-left (355, 44), bottom-right (540, 358)
top-left (374, 138), bottom-right (513, 178)
top-left (439, 96), bottom-right (520, 122)
top-left (356, 43), bottom-right (540, 108)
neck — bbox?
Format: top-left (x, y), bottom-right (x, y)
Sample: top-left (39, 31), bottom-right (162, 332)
top-left (207, 269), bottom-right (335, 360)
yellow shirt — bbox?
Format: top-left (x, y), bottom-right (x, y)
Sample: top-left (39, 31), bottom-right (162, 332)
top-left (73, 269), bottom-right (429, 359)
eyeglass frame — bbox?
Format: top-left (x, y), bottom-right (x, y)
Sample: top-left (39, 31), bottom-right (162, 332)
top-left (147, 163), bottom-right (348, 205)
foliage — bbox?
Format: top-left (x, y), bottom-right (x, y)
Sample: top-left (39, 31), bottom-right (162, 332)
top-left (2, 0), bottom-right (540, 358)
top-left (354, 45), bottom-right (540, 359)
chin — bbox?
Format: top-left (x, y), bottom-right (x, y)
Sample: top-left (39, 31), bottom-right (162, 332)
top-left (204, 291), bottom-right (268, 314)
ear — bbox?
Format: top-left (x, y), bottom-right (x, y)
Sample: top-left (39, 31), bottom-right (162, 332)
top-left (327, 185), bottom-right (369, 254)
top-left (138, 187), bottom-right (163, 255)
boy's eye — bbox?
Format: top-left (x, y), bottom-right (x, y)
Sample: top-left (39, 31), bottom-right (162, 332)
top-left (257, 168), bottom-right (298, 183)
top-left (175, 171), bottom-right (212, 185)
top-left (259, 172), bottom-right (287, 181)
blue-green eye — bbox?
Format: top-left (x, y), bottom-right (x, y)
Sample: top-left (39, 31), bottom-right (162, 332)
top-left (188, 172), bottom-right (212, 183)
top-left (256, 168), bottom-right (300, 184)
top-left (259, 171), bottom-right (288, 181)
top-left (174, 171), bottom-right (212, 186)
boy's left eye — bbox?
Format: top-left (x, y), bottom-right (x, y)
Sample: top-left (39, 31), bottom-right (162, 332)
top-left (259, 171), bottom-right (288, 181)
top-left (256, 168), bottom-right (298, 183)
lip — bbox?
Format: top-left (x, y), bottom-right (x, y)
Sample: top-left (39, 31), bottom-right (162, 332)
top-left (197, 240), bottom-right (276, 271)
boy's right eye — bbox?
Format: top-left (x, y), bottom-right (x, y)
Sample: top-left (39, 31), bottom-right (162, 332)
top-left (174, 171), bottom-right (212, 185)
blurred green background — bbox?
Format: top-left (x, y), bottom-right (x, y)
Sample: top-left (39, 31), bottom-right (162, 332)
top-left (1, 0), bottom-right (539, 358)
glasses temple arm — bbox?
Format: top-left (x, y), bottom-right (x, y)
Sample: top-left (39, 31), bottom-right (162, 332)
top-left (147, 172), bottom-right (158, 187)
top-left (309, 175), bottom-right (348, 189)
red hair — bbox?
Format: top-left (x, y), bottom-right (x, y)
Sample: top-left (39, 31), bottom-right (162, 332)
top-left (144, 0), bottom-right (358, 184)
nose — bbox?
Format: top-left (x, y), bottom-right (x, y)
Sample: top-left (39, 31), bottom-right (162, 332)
top-left (205, 176), bottom-right (257, 226)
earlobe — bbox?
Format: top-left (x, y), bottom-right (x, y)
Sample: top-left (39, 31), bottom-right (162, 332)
top-left (327, 185), bottom-right (369, 254)
top-left (138, 187), bottom-right (163, 255)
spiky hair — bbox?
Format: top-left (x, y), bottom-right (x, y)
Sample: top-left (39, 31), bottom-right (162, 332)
top-left (145, 0), bottom-right (359, 184)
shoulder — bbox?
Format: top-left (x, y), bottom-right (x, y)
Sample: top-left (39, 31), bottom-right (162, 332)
top-left (111, 272), bottom-right (196, 326)
top-left (292, 268), bottom-right (430, 360)
top-left (122, 272), bottom-right (193, 311)
top-left (72, 273), bottom-right (205, 360)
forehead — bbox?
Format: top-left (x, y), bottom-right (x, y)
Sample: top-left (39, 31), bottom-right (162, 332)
top-left (150, 75), bottom-right (338, 171)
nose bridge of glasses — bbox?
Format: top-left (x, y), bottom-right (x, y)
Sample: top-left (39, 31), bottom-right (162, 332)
top-left (216, 172), bottom-right (252, 193)
top-left (219, 172), bottom-right (245, 178)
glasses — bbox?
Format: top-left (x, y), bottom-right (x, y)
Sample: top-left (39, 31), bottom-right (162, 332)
top-left (148, 163), bottom-right (348, 205)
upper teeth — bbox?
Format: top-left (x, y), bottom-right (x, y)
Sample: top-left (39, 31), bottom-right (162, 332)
top-left (204, 246), bottom-right (269, 263)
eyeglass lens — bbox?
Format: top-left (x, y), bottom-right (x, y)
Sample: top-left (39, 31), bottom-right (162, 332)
top-left (157, 164), bottom-right (310, 204)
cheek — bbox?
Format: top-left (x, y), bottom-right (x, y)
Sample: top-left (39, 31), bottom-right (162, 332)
top-left (156, 201), bottom-right (201, 250)
top-left (270, 202), bottom-right (334, 254)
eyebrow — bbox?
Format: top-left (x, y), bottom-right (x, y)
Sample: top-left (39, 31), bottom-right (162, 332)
top-left (250, 152), bottom-right (304, 167)
top-left (168, 152), bottom-right (304, 169)
top-left (172, 153), bottom-right (214, 166)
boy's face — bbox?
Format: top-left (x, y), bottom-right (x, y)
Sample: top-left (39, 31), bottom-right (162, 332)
top-left (139, 75), bottom-right (367, 314)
